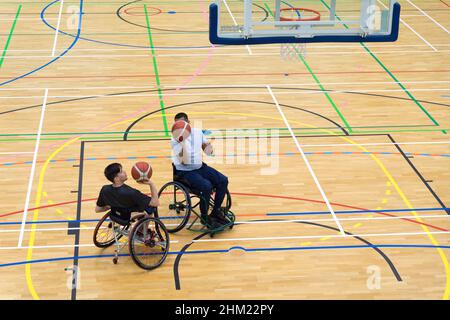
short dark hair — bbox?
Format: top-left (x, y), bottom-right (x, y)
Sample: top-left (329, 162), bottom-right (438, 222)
top-left (174, 112), bottom-right (188, 122)
top-left (104, 163), bottom-right (122, 182)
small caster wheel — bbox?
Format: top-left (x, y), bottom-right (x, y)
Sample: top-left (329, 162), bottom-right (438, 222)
top-left (229, 225), bottom-right (233, 229)
top-left (210, 233), bottom-right (215, 238)
top-left (113, 257), bottom-right (118, 264)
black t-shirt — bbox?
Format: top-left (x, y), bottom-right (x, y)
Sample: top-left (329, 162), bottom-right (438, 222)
top-left (96, 184), bottom-right (151, 212)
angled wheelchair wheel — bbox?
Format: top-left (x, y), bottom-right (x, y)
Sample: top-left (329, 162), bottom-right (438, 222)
top-left (129, 217), bottom-right (170, 270)
top-left (158, 181), bottom-right (192, 233)
top-left (93, 211), bottom-right (128, 248)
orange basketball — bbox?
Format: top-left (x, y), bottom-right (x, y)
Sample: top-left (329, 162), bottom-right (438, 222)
top-left (171, 120), bottom-right (191, 142)
top-left (131, 162), bottom-right (153, 182)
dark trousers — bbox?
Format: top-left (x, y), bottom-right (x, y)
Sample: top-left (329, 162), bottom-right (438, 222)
top-left (175, 163), bottom-right (228, 216)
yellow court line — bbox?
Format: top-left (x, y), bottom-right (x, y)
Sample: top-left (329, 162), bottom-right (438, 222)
top-left (25, 111), bottom-right (449, 299)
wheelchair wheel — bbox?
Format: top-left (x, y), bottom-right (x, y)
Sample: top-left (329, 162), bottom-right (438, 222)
top-left (129, 217), bottom-right (170, 270)
top-left (93, 211), bottom-right (128, 248)
top-left (158, 181), bottom-right (192, 233)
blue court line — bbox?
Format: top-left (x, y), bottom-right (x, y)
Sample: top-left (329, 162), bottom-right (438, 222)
top-left (267, 207), bottom-right (450, 216)
top-left (1, 207), bottom-right (448, 226)
top-left (1, 244), bottom-right (450, 268)
top-left (0, 0), bottom-right (83, 87)
top-left (2, 151), bottom-right (450, 167)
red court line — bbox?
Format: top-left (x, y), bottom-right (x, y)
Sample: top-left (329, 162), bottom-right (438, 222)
top-left (1, 192), bottom-right (447, 232)
top-left (234, 193), bottom-right (449, 232)
top-left (0, 69), bottom-right (448, 80)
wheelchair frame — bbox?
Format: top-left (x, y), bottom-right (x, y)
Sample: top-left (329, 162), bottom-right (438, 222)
top-left (158, 172), bottom-right (235, 237)
top-left (93, 209), bottom-right (170, 270)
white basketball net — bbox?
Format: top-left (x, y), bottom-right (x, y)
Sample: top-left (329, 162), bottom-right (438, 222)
top-left (279, 9), bottom-right (309, 62)
top-left (280, 42), bottom-right (307, 62)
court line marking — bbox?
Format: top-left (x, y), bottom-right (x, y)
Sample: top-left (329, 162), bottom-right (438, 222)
top-left (18, 89), bottom-right (49, 248)
top-left (2, 244), bottom-right (450, 269)
top-left (2, 80), bottom-right (450, 91)
top-left (376, 0), bottom-right (437, 51)
top-left (0, 4), bottom-right (22, 69)
top-left (267, 85), bottom-right (345, 235)
top-left (4, 43), bottom-right (450, 52)
top-left (3, 214), bottom-right (450, 233)
top-left (2, 240), bottom-right (179, 250)
top-left (3, 49), bottom-right (450, 59)
top-left (318, 0), bottom-right (445, 133)
top-left (51, 0), bottom-right (64, 57)
top-left (222, 0), bottom-right (252, 55)
top-left (1, 148), bottom-right (449, 167)
top-left (2, 87), bottom-right (448, 99)
top-left (143, 4), bottom-right (169, 137)
top-left (23, 112), bottom-right (449, 298)
top-left (406, 0), bottom-right (449, 34)
top-left (192, 230), bottom-right (450, 243)
top-left (0, 0), bottom-right (83, 88)
top-left (1, 207), bottom-right (449, 225)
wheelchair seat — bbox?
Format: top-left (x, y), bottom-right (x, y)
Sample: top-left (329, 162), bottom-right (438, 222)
top-left (109, 207), bottom-right (132, 226)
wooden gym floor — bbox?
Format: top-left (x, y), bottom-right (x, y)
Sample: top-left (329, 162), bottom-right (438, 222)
top-left (0, 0), bottom-right (449, 300)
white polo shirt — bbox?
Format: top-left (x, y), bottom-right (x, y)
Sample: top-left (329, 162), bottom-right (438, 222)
top-left (171, 127), bottom-right (207, 171)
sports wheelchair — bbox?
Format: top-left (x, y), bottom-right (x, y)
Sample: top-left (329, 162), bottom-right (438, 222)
top-left (93, 207), bottom-right (169, 270)
top-left (157, 164), bottom-right (235, 237)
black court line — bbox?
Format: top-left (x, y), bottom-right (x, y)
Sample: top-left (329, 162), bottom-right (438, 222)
top-left (172, 219), bottom-right (402, 291)
top-left (116, 0), bottom-right (269, 33)
top-left (122, 99), bottom-right (350, 139)
top-left (71, 140), bottom-right (85, 300)
top-left (387, 134), bottom-right (449, 215)
top-left (1, 86), bottom-right (448, 117)
top-left (173, 232), bottom-right (210, 290)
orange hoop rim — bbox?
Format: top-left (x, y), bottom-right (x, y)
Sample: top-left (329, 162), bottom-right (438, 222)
top-left (279, 7), bottom-right (321, 21)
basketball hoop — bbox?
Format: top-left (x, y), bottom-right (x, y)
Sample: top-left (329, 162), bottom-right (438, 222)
top-left (279, 8), bottom-right (321, 21)
top-left (279, 8), bottom-right (320, 62)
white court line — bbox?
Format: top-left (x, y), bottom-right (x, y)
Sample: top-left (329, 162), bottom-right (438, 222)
top-left (222, 0), bottom-right (252, 55)
top-left (2, 88), bottom-right (448, 100)
top-left (267, 85), bottom-right (345, 235)
top-left (406, 0), bottom-right (449, 34)
top-left (17, 89), bottom-right (48, 248)
top-left (193, 230), bottom-right (450, 243)
top-left (2, 214), bottom-right (449, 233)
top-left (3, 49), bottom-right (450, 59)
top-left (2, 80), bottom-right (450, 91)
top-left (2, 231), bottom-right (450, 249)
top-left (377, 0), bottom-right (437, 51)
top-left (4, 43), bottom-right (450, 52)
top-left (51, 0), bottom-right (64, 57)
top-left (1, 240), bottom-right (179, 250)
top-left (297, 141), bottom-right (450, 148)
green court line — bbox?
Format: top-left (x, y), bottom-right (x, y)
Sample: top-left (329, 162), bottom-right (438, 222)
top-left (144, 4), bottom-right (169, 137)
top-left (1, 128), bottom-right (449, 142)
top-left (0, 124), bottom-right (435, 137)
top-left (318, 0), bottom-right (446, 134)
top-left (264, 2), bottom-right (353, 133)
top-left (0, 4), bottom-right (22, 69)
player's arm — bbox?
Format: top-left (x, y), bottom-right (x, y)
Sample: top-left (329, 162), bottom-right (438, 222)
top-left (95, 187), bottom-right (111, 213)
top-left (202, 135), bottom-right (214, 155)
top-left (95, 205), bottom-right (111, 213)
top-left (171, 138), bottom-right (183, 157)
top-left (139, 179), bottom-right (160, 207)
